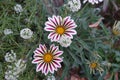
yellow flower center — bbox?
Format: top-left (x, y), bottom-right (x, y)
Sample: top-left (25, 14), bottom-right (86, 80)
top-left (90, 62), bottom-right (97, 69)
top-left (112, 28), bottom-right (120, 36)
top-left (55, 26), bottom-right (65, 35)
top-left (43, 53), bottom-right (53, 63)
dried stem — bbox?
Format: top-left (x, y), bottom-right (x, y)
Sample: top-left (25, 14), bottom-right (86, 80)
top-left (111, 0), bottom-right (119, 11)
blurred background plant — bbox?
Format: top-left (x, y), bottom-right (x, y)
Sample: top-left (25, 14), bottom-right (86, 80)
top-left (0, 0), bottom-right (120, 80)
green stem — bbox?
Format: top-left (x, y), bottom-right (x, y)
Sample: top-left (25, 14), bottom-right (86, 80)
top-left (82, 36), bottom-right (111, 41)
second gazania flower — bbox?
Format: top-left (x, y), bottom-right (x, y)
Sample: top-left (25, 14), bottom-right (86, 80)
top-left (44, 15), bottom-right (77, 42)
top-left (32, 44), bottom-right (63, 75)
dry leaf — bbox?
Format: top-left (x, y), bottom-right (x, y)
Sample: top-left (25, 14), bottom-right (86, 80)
top-left (115, 72), bottom-right (118, 80)
top-left (89, 18), bottom-right (104, 28)
top-left (104, 72), bottom-right (111, 80)
top-left (70, 74), bottom-right (81, 80)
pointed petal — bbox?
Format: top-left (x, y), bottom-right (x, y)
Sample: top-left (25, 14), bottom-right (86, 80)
top-left (52, 61), bottom-right (61, 68)
top-left (44, 26), bottom-right (55, 31)
top-left (48, 63), bottom-right (54, 73)
top-left (34, 49), bottom-right (44, 55)
top-left (39, 44), bottom-right (47, 53)
top-left (44, 63), bottom-right (49, 75)
top-left (53, 16), bottom-right (59, 25)
top-left (42, 63), bottom-right (48, 75)
top-left (64, 33), bottom-right (73, 39)
top-left (33, 55), bottom-right (43, 58)
top-left (58, 16), bottom-right (62, 25)
top-left (64, 20), bottom-right (76, 29)
top-left (52, 33), bottom-right (60, 41)
top-left (45, 21), bottom-right (56, 28)
top-left (66, 22), bottom-right (77, 29)
top-left (50, 45), bottom-right (59, 53)
top-left (53, 51), bottom-right (63, 56)
top-left (65, 29), bottom-right (77, 35)
top-left (50, 44), bottom-right (55, 50)
top-left (48, 16), bottom-right (57, 26)
top-left (36, 48), bottom-right (44, 55)
top-left (53, 58), bottom-right (63, 62)
top-left (51, 62), bottom-right (57, 71)
top-left (36, 62), bottom-right (45, 72)
top-left (63, 16), bottom-right (70, 26)
top-left (32, 58), bottom-right (43, 64)
top-left (48, 32), bottom-right (56, 39)
top-left (53, 34), bottom-right (61, 42)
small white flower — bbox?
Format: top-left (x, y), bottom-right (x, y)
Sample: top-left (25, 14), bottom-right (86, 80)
top-left (47, 75), bottom-right (56, 80)
top-left (7, 65), bottom-right (13, 69)
top-left (5, 59), bottom-right (27, 80)
top-left (4, 29), bottom-right (13, 35)
top-left (13, 59), bottom-right (26, 75)
top-left (83, 0), bottom-right (103, 5)
top-left (5, 70), bottom-right (18, 80)
top-left (4, 51), bottom-right (26, 80)
top-left (20, 28), bottom-right (33, 39)
top-left (58, 35), bottom-right (72, 47)
top-left (65, 0), bottom-right (81, 12)
top-left (4, 50), bottom-right (16, 62)
top-left (14, 4), bottom-right (23, 13)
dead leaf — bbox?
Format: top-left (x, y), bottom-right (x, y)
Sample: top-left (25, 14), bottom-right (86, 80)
top-left (70, 74), bottom-right (81, 80)
top-left (89, 18), bottom-right (104, 28)
top-left (115, 72), bottom-right (118, 80)
top-left (104, 72), bottom-right (111, 80)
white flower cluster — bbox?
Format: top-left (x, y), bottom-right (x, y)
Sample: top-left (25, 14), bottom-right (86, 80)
top-left (83, 0), bottom-right (103, 5)
top-left (4, 50), bottom-right (16, 62)
top-left (4, 50), bottom-right (26, 80)
top-left (13, 59), bottom-right (27, 75)
top-left (47, 75), bottom-right (56, 80)
top-left (4, 29), bottom-right (13, 35)
top-left (20, 28), bottom-right (33, 39)
top-left (3, 28), bottom-right (33, 40)
top-left (65, 0), bottom-right (81, 12)
top-left (14, 4), bottom-right (23, 13)
top-left (5, 69), bottom-right (18, 80)
top-left (58, 35), bottom-right (72, 47)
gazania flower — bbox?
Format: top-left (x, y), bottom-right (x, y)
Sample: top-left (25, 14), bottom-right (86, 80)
top-left (87, 60), bottom-right (104, 75)
top-left (112, 21), bottom-right (120, 36)
top-left (44, 15), bottom-right (77, 42)
top-left (32, 44), bottom-right (63, 75)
